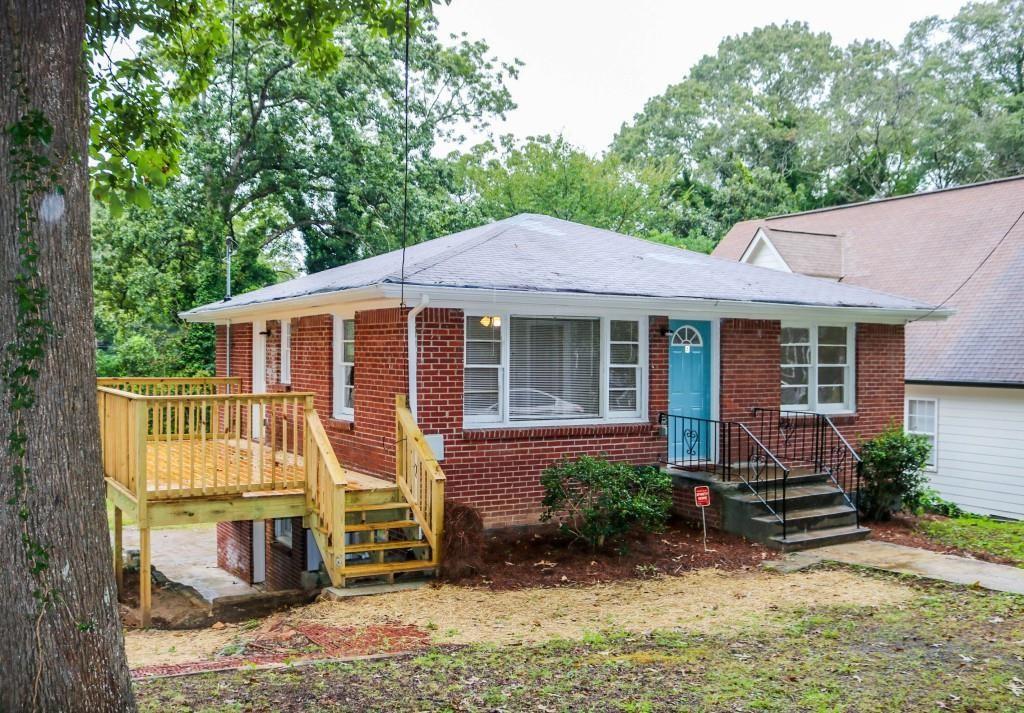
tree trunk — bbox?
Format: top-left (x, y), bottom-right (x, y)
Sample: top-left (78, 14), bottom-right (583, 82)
top-left (0, 1), bottom-right (136, 710)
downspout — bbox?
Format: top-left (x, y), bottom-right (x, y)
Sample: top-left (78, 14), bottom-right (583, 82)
top-left (225, 319), bottom-right (232, 386)
top-left (407, 295), bottom-right (429, 421)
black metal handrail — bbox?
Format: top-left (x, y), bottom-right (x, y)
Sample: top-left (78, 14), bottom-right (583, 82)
top-left (659, 413), bottom-right (791, 538)
top-left (750, 408), bottom-right (863, 528)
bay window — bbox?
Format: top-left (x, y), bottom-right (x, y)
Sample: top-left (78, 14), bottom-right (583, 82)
top-left (464, 314), bottom-right (646, 426)
top-left (332, 316), bottom-right (355, 419)
top-left (781, 324), bottom-right (855, 413)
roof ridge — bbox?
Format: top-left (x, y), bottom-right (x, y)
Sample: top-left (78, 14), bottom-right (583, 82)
top-left (762, 174), bottom-right (1024, 221)
top-left (768, 227), bottom-right (839, 238)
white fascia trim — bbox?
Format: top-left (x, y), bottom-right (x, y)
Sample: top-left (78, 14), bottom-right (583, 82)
top-left (383, 284), bottom-right (952, 324)
top-left (178, 286), bottom-right (393, 324)
top-left (740, 228), bottom-right (792, 271)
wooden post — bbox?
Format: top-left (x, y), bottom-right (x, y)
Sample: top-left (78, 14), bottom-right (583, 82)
top-left (395, 394), bottom-right (407, 484)
top-left (113, 507), bottom-right (123, 597)
top-left (139, 526), bottom-right (151, 628)
top-left (431, 472), bottom-right (445, 565)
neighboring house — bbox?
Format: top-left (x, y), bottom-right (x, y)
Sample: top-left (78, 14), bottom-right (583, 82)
top-left (180, 214), bottom-right (946, 588)
top-left (715, 175), bottom-right (1024, 520)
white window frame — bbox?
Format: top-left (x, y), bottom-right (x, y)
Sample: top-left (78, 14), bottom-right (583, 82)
top-left (273, 517), bottom-right (293, 548)
top-left (905, 397), bottom-right (938, 471)
top-left (780, 322), bottom-right (856, 414)
top-left (280, 319), bottom-right (292, 385)
top-left (463, 312), bottom-right (648, 429)
top-left (332, 315), bottom-right (355, 420)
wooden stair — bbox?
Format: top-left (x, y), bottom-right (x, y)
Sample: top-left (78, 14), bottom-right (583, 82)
top-left (309, 483), bottom-right (438, 587)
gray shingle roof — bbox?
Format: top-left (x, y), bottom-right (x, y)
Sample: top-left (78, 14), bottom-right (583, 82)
top-left (183, 214), bottom-right (940, 318)
top-left (715, 176), bottom-right (1024, 385)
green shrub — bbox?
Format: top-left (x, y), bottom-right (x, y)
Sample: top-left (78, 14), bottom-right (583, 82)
top-left (858, 425), bottom-right (931, 521)
top-left (539, 455), bottom-right (672, 549)
top-left (911, 487), bottom-right (964, 518)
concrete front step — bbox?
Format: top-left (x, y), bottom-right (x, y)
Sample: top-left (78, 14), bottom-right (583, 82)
top-left (770, 525), bottom-right (871, 551)
top-left (736, 482), bottom-right (849, 510)
top-left (753, 504), bottom-right (858, 533)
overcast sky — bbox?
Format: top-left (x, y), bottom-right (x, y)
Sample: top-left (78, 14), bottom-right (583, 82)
top-left (432, 0), bottom-right (967, 155)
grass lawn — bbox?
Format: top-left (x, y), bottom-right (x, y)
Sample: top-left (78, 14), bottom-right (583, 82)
top-left (919, 516), bottom-right (1024, 568)
top-left (135, 575), bottom-right (1024, 712)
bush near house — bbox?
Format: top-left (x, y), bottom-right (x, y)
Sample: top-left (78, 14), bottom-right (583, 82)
top-left (539, 455), bottom-right (672, 550)
top-left (858, 425), bottom-right (931, 521)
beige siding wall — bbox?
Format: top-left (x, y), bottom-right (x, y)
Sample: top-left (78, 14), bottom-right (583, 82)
top-left (907, 384), bottom-right (1024, 520)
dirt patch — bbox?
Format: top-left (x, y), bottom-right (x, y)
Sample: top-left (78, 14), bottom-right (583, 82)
top-left (294, 568), bottom-right (914, 646)
top-left (870, 515), bottom-right (1018, 566)
top-left (118, 569), bottom-right (212, 630)
top-left (456, 518), bottom-right (772, 590)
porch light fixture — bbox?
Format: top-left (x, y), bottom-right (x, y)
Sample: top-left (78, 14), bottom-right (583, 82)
top-left (479, 315), bottom-right (501, 328)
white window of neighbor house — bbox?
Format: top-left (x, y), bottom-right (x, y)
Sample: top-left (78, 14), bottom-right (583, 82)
top-left (781, 324), bottom-right (855, 413)
top-left (280, 320), bottom-right (292, 385)
top-left (907, 398), bottom-right (938, 469)
top-left (464, 314), bottom-right (645, 426)
top-left (332, 316), bottom-right (355, 419)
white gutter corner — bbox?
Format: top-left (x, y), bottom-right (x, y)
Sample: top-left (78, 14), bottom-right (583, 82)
top-left (407, 295), bottom-right (429, 421)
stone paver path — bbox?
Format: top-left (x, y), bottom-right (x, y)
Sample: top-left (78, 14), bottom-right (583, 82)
top-left (792, 540), bottom-right (1024, 595)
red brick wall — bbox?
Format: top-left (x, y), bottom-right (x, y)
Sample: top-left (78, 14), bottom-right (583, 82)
top-left (216, 521), bottom-right (253, 584)
top-left (718, 318), bottom-right (904, 446)
top-left (835, 323), bottom-right (905, 445)
top-left (414, 310), bottom-right (668, 527)
top-left (720, 319), bottom-right (781, 422)
top-left (264, 517), bottom-right (308, 591)
top-left (215, 322), bottom-right (254, 391)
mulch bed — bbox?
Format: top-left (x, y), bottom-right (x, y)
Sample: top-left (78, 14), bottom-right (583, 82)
top-left (869, 514), bottom-right (1017, 566)
top-left (453, 518), bottom-right (773, 590)
top-left (131, 621), bottom-right (431, 679)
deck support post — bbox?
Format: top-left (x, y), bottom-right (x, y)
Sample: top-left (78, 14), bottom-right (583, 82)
top-left (113, 507), bottom-right (123, 597)
top-left (139, 526), bottom-right (151, 628)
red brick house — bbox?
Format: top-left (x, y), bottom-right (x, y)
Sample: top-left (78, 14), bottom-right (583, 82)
top-left (181, 214), bottom-right (948, 588)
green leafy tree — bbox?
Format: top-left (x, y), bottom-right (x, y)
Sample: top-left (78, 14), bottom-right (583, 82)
top-left (453, 134), bottom-right (686, 245)
top-left (1, 2), bottom-right (428, 709)
top-left (93, 19), bottom-right (518, 374)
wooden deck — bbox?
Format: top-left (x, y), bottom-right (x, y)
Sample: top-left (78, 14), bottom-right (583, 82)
top-left (98, 379), bottom-right (445, 626)
top-left (143, 438), bottom-right (393, 498)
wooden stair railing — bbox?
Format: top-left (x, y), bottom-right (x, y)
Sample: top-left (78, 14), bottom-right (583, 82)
top-left (304, 401), bottom-right (348, 584)
top-left (395, 394), bottom-right (446, 568)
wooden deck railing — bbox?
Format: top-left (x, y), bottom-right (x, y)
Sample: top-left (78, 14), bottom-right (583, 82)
top-left (395, 395), bottom-right (446, 563)
top-left (305, 405), bottom-right (348, 575)
top-left (97, 376), bottom-right (242, 396)
top-left (97, 385), bottom-right (313, 500)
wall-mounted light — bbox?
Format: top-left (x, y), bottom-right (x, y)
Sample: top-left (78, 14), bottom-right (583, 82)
top-left (479, 315), bottom-right (502, 328)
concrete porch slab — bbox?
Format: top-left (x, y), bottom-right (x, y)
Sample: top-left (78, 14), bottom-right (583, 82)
top-left (791, 540), bottom-right (1024, 595)
top-left (121, 523), bottom-right (259, 603)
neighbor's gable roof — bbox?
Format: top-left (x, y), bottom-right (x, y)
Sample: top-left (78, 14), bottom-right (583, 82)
top-left (715, 175), bottom-right (1024, 385)
top-left (182, 214), bottom-right (941, 321)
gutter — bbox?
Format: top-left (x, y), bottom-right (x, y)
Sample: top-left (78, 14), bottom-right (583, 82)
top-left (407, 295), bottom-right (429, 421)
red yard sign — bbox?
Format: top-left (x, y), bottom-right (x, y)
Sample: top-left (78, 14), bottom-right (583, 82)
top-left (694, 485), bottom-right (711, 508)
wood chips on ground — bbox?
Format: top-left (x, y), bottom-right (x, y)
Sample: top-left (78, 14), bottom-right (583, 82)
top-left (125, 567), bottom-right (913, 670)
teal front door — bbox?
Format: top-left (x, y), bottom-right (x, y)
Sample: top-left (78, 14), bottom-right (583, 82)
top-left (668, 320), bottom-right (712, 463)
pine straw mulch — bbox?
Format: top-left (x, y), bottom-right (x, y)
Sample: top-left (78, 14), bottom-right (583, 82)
top-left (130, 616), bottom-right (431, 679)
top-left (447, 518), bottom-right (774, 590)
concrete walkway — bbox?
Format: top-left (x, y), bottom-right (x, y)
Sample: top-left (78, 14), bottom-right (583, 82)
top-left (786, 540), bottom-right (1024, 595)
top-left (122, 523), bottom-right (259, 603)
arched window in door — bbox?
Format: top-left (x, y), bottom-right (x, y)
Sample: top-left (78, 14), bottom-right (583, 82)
top-left (671, 325), bottom-right (703, 348)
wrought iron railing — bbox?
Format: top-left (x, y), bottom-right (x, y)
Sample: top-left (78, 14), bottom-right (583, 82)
top-left (659, 413), bottom-right (791, 538)
top-left (750, 408), bottom-right (863, 528)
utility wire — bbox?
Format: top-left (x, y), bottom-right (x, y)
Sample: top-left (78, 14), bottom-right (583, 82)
top-left (399, 0), bottom-right (411, 307)
top-left (910, 205), bottom-right (1024, 322)
top-left (224, 0), bottom-right (237, 301)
